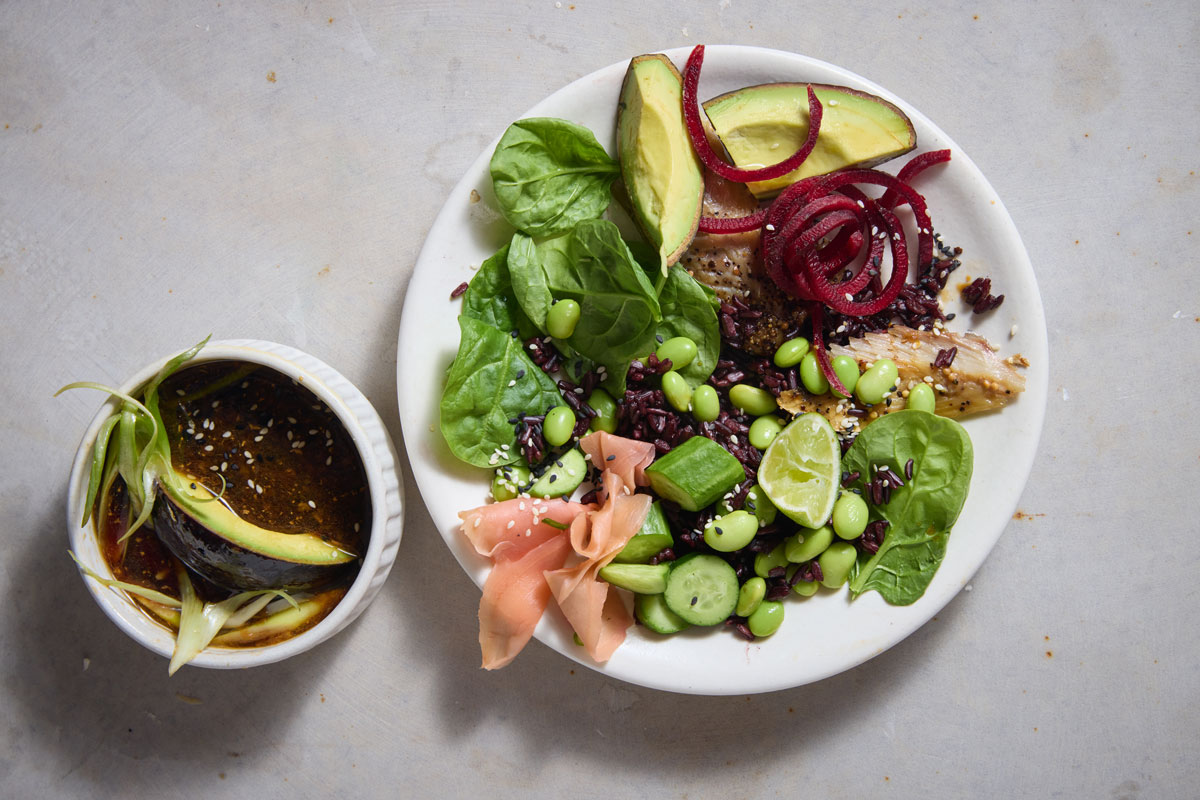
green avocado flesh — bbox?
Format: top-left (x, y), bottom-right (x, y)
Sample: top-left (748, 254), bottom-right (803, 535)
top-left (617, 53), bottom-right (704, 268)
top-left (703, 82), bottom-right (917, 198)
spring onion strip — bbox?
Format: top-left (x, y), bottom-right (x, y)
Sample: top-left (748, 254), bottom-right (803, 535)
top-left (81, 413), bottom-right (121, 527)
top-left (169, 566), bottom-right (299, 675)
top-left (69, 551), bottom-right (183, 608)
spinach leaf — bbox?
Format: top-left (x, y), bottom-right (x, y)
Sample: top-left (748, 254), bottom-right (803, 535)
top-left (843, 411), bottom-right (974, 605)
top-left (461, 243), bottom-right (537, 340)
top-left (654, 265), bottom-right (721, 387)
top-left (489, 118), bottom-right (620, 238)
top-left (439, 316), bottom-right (562, 468)
top-left (508, 220), bottom-right (662, 395)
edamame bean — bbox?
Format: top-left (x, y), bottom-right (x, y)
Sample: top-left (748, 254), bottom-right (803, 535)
top-left (832, 492), bottom-right (869, 540)
top-left (586, 388), bottom-right (619, 433)
top-left (704, 509), bottom-right (758, 552)
top-left (492, 464), bottom-right (531, 501)
top-left (743, 485), bottom-right (778, 526)
top-left (546, 298), bottom-right (581, 339)
top-left (800, 351), bottom-right (830, 394)
top-left (661, 370), bottom-right (693, 413)
top-left (691, 384), bottom-right (720, 422)
top-left (747, 600), bottom-right (785, 637)
top-left (830, 355), bottom-right (860, 399)
top-left (655, 336), bottom-right (698, 370)
top-left (785, 525), bottom-right (833, 563)
top-left (818, 541), bottom-right (858, 589)
top-left (907, 382), bottom-right (936, 414)
top-left (717, 484), bottom-right (778, 526)
top-left (748, 415), bottom-right (784, 450)
top-left (773, 336), bottom-right (810, 368)
top-left (543, 405), bottom-right (576, 447)
top-left (754, 542), bottom-right (789, 579)
top-left (786, 564), bottom-right (820, 597)
top-left (729, 383), bottom-right (777, 416)
top-left (855, 358), bottom-right (899, 405)
top-left (736, 576), bottom-right (767, 617)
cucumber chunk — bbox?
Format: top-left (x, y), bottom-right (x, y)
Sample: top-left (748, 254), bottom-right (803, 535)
top-left (598, 563), bottom-right (669, 594)
top-left (635, 592), bottom-right (691, 635)
top-left (612, 500), bottom-right (673, 563)
top-left (645, 435), bottom-right (746, 511)
top-left (663, 554), bottom-right (739, 626)
top-left (527, 448), bottom-right (587, 499)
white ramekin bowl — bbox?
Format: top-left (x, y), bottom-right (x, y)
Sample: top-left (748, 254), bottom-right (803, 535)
top-left (66, 339), bottom-right (404, 670)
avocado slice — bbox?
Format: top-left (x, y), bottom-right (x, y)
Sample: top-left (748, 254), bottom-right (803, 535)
top-left (153, 477), bottom-right (358, 592)
top-left (702, 83), bottom-right (917, 198)
top-left (617, 54), bottom-right (704, 270)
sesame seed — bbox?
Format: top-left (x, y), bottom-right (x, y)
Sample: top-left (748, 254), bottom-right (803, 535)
top-left (506, 520), bottom-right (515, 529)
top-left (307, 500), bottom-right (316, 508)
top-left (247, 479), bottom-right (256, 489)
top-left (254, 435), bottom-right (263, 442)
top-left (287, 417), bottom-right (297, 424)
top-left (222, 431), bottom-right (231, 438)
top-left (203, 445), bottom-right (213, 452)
top-left (256, 485), bottom-right (263, 494)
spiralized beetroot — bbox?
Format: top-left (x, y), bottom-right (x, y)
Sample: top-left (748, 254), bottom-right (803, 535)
top-left (682, 45), bottom-right (823, 185)
top-left (681, 44), bottom-right (955, 394)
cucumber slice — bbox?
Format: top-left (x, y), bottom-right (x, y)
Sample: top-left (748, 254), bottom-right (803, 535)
top-left (527, 448), bottom-right (587, 499)
top-left (598, 563), bottom-right (669, 594)
top-left (612, 501), bottom-right (673, 563)
top-left (645, 435), bottom-right (745, 511)
top-left (663, 554), bottom-right (739, 626)
top-left (635, 592), bottom-right (691, 635)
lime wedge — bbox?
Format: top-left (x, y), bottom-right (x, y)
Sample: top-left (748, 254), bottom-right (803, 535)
top-left (757, 412), bottom-right (840, 528)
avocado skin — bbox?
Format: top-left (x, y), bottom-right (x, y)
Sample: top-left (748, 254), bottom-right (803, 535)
top-left (152, 495), bottom-right (354, 591)
top-left (703, 82), bottom-right (917, 198)
top-left (617, 54), bottom-right (704, 268)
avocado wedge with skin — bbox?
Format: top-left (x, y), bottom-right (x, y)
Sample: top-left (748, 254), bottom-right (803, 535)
top-left (703, 83), bottom-right (917, 198)
top-left (617, 54), bottom-right (704, 270)
top-left (154, 477), bottom-right (357, 592)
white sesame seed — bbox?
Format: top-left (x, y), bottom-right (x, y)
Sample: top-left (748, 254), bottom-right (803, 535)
top-left (308, 500), bottom-right (316, 508)
top-left (308, 429), bottom-right (318, 435)
top-left (222, 431), bottom-right (231, 438)
top-left (506, 520), bottom-right (515, 529)
top-left (220, 461), bottom-right (228, 471)
top-left (203, 445), bottom-right (213, 452)
top-left (325, 456), bottom-right (332, 466)
top-left (507, 380), bottom-right (516, 387)
top-left (254, 435), bottom-right (263, 442)
top-left (287, 417), bottom-right (297, 424)
top-left (256, 485), bottom-right (263, 494)
top-left (247, 479), bottom-right (256, 489)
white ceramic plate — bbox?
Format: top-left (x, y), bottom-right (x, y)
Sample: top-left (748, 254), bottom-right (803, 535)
top-left (397, 45), bottom-right (1047, 695)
